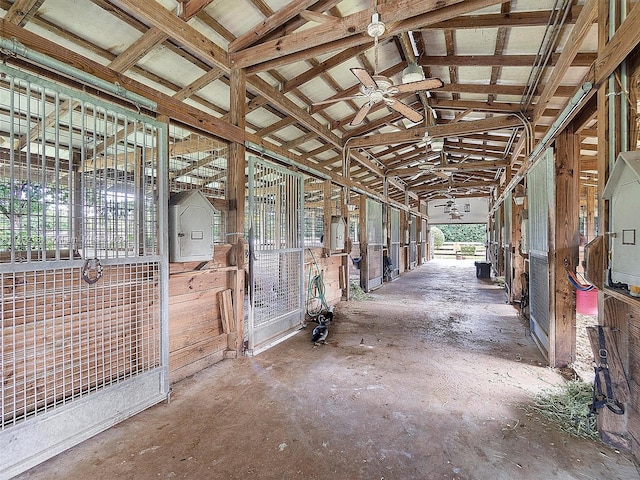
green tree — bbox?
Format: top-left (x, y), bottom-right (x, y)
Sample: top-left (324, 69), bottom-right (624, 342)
top-left (435, 224), bottom-right (486, 243)
top-left (431, 226), bottom-right (444, 248)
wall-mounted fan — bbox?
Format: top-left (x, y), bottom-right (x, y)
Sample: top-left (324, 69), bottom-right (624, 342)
top-left (312, 4), bottom-right (443, 126)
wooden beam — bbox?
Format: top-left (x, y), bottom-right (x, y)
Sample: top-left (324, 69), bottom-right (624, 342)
top-left (231, 0), bottom-right (505, 70)
top-left (348, 115), bottom-right (523, 148)
top-left (229, 0), bottom-right (319, 53)
top-left (533, 0), bottom-right (598, 122)
top-left (0, 20), bottom-right (245, 144)
top-left (299, 10), bottom-right (337, 24)
top-left (108, 0), bottom-right (229, 71)
top-left (594, 1), bottom-right (640, 86)
top-left (413, 180), bottom-right (494, 192)
top-left (4, 0), bottom-right (44, 26)
top-left (420, 52), bottom-right (596, 68)
top-left (180, 0), bottom-right (215, 20)
top-left (418, 5), bottom-right (584, 30)
top-left (388, 160), bottom-right (509, 176)
top-left (552, 125), bottom-right (580, 367)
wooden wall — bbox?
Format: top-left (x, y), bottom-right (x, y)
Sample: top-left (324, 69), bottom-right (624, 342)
top-left (168, 245), bottom-right (243, 384)
top-left (600, 292), bottom-right (640, 455)
top-left (304, 248), bottom-right (345, 309)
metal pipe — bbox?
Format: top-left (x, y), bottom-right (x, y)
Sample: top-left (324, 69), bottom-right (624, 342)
top-left (608, 0), bottom-right (617, 171)
top-left (620, 0), bottom-right (628, 152)
top-left (0, 37), bottom-right (157, 111)
top-left (489, 81), bottom-right (593, 215)
top-left (245, 141), bottom-right (331, 180)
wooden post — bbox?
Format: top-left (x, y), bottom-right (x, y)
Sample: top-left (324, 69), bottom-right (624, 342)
top-left (228, 67), bottom-right (246, 356)
top-left (511, 197), bottom-right (525, 304)
top-left (553, 125), bottom-right (580, 367)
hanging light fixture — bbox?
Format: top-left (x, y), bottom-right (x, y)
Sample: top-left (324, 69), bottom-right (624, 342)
top-left (402, 62), bottom-right (425, 84)
top-left (430, 137), bottom-right (444, 152)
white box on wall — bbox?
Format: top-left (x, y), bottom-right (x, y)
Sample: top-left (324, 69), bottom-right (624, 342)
top-left (169, 190), bottom-right (217, 262)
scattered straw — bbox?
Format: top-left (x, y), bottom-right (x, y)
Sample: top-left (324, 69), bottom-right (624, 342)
top-left (349, 281), bottom-right (372, 301)
top-left (523, 380), bottom-right (599, 441)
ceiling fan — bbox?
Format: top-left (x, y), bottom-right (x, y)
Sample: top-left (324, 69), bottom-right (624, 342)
top-left (433, 199), bottom-right (465, 219)
top-left (312, 4), bottom-right (444, 126)
top-left (417, 162), bottom-right (458, 179)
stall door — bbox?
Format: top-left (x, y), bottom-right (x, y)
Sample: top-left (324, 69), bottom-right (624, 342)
top-left (0, 65), bottom-right (168, 478)
top-left (247, 158), bottom-right (304, 354)
top-left (528, 149), bottom-right (555, 358)
top-left (390, 208), bottom-right (400, 278)
top-left (421, 218), bottom-right (428, 263)
top-left (409, 215), bottom-right (417, 268)
top-left (366, 198), bottom-right (383, 290)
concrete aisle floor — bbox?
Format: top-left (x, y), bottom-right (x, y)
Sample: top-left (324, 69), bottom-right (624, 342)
top-left (17, 259), bottom-right (640, 480)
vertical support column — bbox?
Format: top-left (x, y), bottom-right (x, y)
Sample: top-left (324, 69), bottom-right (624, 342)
top-left (228, 67), bottom-right (246, 356)
top-left (511, 192), bottom-right (525, 304)
top-left (553, 125), bottom-right (580, 367)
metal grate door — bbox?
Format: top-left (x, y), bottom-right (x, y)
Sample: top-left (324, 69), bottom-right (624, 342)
top-left (421, 218), bottom-right (427, 263)
top-left (366, 198), bottom-right (383, 290)
top-left (0, 65), bottom-right (168, 478)
top-left (527, 148), bottom-right (555, 358)
top-left (409, 215), bottom-right (417, 268)
top-left (390, 208), bottom-right (400, 278)
top-left (247, 158), bottom-right (304, 355)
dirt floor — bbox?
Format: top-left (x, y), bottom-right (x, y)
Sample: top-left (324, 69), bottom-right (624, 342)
top-left (16, 259), bottom-right (640, 480)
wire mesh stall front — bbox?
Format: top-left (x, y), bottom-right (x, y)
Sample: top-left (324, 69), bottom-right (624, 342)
top-left (0, 65), bottom-right (168, 478)
top-left (390, 208), bottom-right (400, 279)
top-left (366, 198), bottom-right (383, 290)
top-left (527, 149), bottom-right (555, 358)
top-left (303, 177), bottom-right (324, 248)
top-left (409, 214), bottom-right (417, 268)
top-left (247, 158), bottom-right (304, 354)
top-left (168, 124), bottom-right (227, 243)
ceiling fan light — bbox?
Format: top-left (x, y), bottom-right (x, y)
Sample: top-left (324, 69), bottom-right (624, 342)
top-left (402, 63), bottom-right (424, 84)
top-left (431, 138), bottom-right (444, 152)
top-left (367, 12), bottom-right (385, 37)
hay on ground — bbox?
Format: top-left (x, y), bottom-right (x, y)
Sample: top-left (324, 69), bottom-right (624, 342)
top-left (523, 380), bottom-right (599, 441)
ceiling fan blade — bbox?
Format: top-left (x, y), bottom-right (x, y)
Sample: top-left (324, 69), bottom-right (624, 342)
top-left (394, 77), bottom-right (444, 94)
top-left (350, 102), bottom-right (373, 126)
top-left (312, 94), bottom-right (361, 106)
top-left (434, 171), bottom-right (452, 179)
top-left (351, 68), bottom-right (377, 89)
top-left (385, 99), bottom-right (424, 123)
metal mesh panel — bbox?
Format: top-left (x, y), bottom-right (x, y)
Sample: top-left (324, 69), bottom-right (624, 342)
top-left (168, 124), bottom-right (227, 244)
top-left (410, 216), bottom-right (417, 265)
top-left (366, 199), bottom-right (383, 244)
top-left (0, 71), bottom-right (159, 261)
top-left (252, 250), bottom-right (302, 327)
top-left (530, 254), bottom-right (550, 334)
top-left (303, 177), bottom-right (323, 247)
top-left (1, 262), bottom-right (160, 429)
top-left (0, 66), bottom-right (165, 431)
top-left (528, 149), bottom-right (554, 253)
top-left (247, 158), bottom-right (303, 351)
top-left (527, 149), bottom-right (554, 353)
top-left (390, 208), bottom-right (400, 277)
